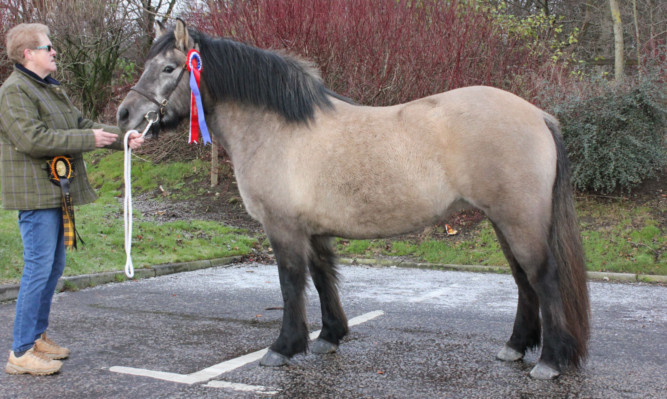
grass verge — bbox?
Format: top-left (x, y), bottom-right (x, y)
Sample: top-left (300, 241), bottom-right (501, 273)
top-left (0, 150), bottom-right (257, 285)
top-left (1, 150), bottom-right (664, 284)
top-left (337, 198), bottom-right (665, 275)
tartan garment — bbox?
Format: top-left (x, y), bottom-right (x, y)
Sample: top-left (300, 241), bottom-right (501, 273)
top-left (62, 191), bottom-right (76, 249)
top-left (60, 186), bottom-right (83, 249)
top-left (0, 65), bottom-right (123, 213)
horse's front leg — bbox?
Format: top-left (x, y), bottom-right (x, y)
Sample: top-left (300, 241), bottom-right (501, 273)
top-left (308, 236), bottom-right (348, 354)
top-left (260, 234), bottom-right (309, 367)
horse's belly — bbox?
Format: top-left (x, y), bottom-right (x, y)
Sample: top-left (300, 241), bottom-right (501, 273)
top-left (306, 180), bottom-right (461, 239)
top-left (287, 133), bottom-right (458, 238)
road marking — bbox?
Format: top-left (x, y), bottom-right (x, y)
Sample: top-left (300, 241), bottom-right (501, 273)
top-left (204, 380), bottom-right (279, 395)
top-left (110, 310), bottom-right (384, 394)
top-left (109, 367), bottom-right (200, 384)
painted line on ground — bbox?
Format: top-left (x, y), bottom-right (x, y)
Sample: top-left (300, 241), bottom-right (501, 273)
top-left (110, 310), bottom-right (385, 394)
top-left (204, 380), bottom-right (280, 394)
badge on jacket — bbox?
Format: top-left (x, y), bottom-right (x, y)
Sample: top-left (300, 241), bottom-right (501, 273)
top-left (47, 155), bottom-right (74, 185)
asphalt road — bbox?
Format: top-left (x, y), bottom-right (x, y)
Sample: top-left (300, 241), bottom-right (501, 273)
top-left (0, 263), bottom-right (665, 398)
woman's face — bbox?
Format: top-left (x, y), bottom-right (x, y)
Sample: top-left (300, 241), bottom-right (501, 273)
top-left (25, 33), bottom-right (57, 78)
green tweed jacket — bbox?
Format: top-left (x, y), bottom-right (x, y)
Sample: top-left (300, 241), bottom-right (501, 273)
top-left (0, 66), bottom-right (123, 210)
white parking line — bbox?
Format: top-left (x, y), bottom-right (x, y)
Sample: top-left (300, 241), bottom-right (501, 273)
top-left (110, 310), bottom-right (384, 394)
top-left (204, 380), bottom-right (279, 394)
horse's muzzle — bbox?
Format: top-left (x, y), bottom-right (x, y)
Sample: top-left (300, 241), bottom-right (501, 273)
top-left (116, 105), bottom-right (135, 133)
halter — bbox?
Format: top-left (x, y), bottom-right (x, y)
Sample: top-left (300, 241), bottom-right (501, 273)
top-left (129, 65), bottom-right (187, 116)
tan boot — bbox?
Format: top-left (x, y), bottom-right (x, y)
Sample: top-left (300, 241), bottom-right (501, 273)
top-left (5, 348), bottom-right (62, 375)
top-left (34, 333), bottom-right (70, 360)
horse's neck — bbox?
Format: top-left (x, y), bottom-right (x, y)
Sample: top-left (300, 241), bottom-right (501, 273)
top-left (209, 102), bottom-right (287, 165)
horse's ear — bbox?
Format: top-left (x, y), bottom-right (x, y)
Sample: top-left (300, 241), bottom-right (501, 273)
top-left (174, 18), bottom-right (193, 51)
top-left (155, 21), bottom-right (166, 40)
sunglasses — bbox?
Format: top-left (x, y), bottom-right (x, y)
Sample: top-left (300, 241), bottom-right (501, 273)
top-left (33, 44), bottom-right (55, 52)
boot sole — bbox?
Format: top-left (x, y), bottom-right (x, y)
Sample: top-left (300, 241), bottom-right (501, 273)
top-left (38, 352), bottom-right (69, 360)
top-left (5, 362), bottom-right (61, 376)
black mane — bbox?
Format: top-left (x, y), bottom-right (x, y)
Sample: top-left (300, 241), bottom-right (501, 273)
top-left (148, 28), bottom-right (336, 123)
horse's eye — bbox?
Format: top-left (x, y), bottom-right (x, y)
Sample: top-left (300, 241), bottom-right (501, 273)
top-left (163, 66), bottom-right (175, 73)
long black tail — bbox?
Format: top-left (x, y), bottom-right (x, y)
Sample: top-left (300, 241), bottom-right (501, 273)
top-left (545, 115), bottom-right (590, 367)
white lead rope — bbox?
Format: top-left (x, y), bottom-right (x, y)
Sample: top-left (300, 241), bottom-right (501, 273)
top-left (123, 112), bottom-right (159, 278)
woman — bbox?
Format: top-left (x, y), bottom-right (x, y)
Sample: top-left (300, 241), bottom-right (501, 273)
top-left (0, 23), bottom-right (144, 375)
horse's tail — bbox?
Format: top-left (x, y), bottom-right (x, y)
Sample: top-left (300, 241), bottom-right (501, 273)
top-left (545, 115), bottom-right (590, 367)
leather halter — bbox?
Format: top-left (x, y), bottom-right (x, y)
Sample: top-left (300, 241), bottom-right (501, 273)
top-left (129, 66), bottom-right (187, 116)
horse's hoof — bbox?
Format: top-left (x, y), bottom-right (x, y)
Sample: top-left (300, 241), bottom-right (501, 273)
top-left (260, 350), bottom-right (290, 367)
top-left (311, 338), bottom-right (338, 354)
top-left (496, 345), bottom-right (524, 362)
top-left (529, 362), bottom-right (560, 380)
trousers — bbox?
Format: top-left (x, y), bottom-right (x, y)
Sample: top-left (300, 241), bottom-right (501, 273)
top-left (12, 208), bottom-right (66, 353)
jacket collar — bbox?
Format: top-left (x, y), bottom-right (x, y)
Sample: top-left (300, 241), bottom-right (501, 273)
top-left (15, 63), bottom-right (61, 86)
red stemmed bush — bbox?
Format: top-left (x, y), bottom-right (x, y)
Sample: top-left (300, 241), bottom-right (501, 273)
top-left (187, 0), bottom-right (566, 105)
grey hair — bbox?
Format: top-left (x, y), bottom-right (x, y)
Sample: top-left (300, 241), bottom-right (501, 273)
top-left (6, 23), bottom-right (50, 64)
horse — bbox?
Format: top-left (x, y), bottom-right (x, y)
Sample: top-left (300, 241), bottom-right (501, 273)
top-left (117, 20), bottom-right (590, 380)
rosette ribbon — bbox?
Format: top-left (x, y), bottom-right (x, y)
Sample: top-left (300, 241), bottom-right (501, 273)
top-left (186, 49), bottom-right (212, 144)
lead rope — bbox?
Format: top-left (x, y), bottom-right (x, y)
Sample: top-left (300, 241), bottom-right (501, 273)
top-left (124, 112), bottom-right (159, 278)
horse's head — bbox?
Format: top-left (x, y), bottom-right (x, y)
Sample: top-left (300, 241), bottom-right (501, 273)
top-left (117, 19), bottom-right (194, 136)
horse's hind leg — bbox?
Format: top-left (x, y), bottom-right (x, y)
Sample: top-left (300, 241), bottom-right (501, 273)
top-left (260, 233), bottom-right (310, 367)
top-left (492, 222), bottom-right (576, 379)
top-left (492, 223), bottom-right (541, 362)
top-left (308, 236), bottom-right (348, 354)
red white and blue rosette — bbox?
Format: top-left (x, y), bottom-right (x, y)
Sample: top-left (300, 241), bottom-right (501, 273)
top-left (186, 49), bottom-right (212, 144)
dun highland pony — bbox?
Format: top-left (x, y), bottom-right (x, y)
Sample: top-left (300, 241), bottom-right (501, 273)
top-left (117, 20), bottom-right (590, 380)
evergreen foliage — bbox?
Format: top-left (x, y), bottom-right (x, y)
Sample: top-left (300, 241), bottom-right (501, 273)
top-left (555, 79), bottom-right (666, 194)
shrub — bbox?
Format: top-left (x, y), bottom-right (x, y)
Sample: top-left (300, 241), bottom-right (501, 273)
top-left (554, 79), bottom-right (666, 194)
top-left (0, 8), bottom-right (11, 82)
top-left (186, 0), bottom-right (568, 105)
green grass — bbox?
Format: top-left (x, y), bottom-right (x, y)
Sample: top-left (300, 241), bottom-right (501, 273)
top-left (0, 150), bottom-right (256, 284)
top-left (577, 199), bottom-right (665, 275)
top-left (1, 150), bottom-right (664, 284)
top-left (337, 201), bottom-right (665, 275)
top-left (86, 150), bottom-right (209, 200)
top-left (337, 220), bottom-right (508, 267)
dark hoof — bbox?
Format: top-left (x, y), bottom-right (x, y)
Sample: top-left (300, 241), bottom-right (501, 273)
top-left (496, 345), bottom-right (524, 362)
top-left (260, 350), bottom-right (290, 367)
top-left (311, 338), bottom-right (338, 354)
top-left (530, 361), bottom-right (560, 380)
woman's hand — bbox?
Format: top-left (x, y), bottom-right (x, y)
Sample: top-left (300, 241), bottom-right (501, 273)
top-left (126, 131), bottom-right (145, 150)
top-left (93, 129), bottom-right (119, 147)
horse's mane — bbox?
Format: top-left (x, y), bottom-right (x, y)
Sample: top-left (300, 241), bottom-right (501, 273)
top-left (148, 28), bottom-right (337, 123)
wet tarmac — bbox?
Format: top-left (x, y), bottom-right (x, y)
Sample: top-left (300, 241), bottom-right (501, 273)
top-left (0, 263), bottom-right (665, 398)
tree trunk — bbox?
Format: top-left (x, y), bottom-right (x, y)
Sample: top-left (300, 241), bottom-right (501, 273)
top-left (609, 0), bottom-right (624, 81)
top-left (163, 0), bottom-right (178, 23)
top-left (631, 0), bottom-right (641, 76)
